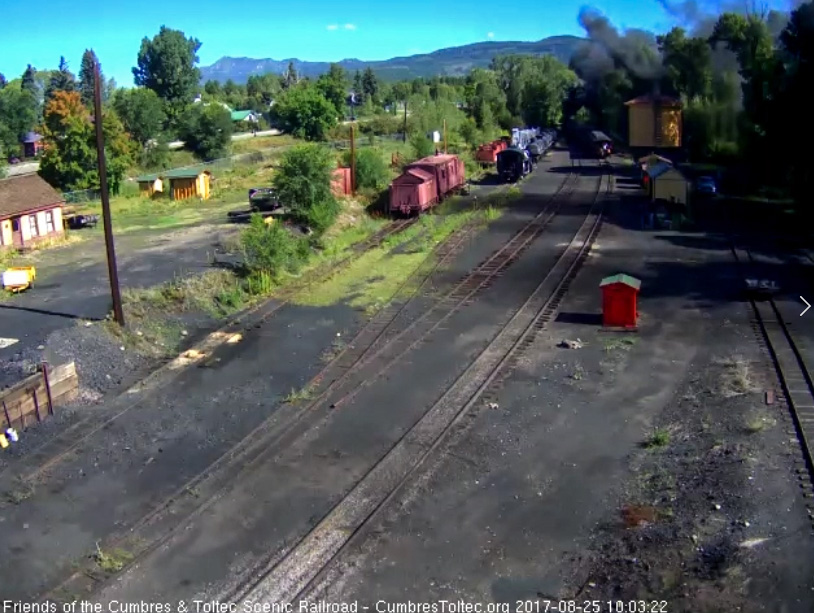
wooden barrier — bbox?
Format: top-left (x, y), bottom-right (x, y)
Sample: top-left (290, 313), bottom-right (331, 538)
top-left (0, 362), bottom-right (78, 431)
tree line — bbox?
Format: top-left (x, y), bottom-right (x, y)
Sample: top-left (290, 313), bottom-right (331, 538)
top-left (566, 2), bottom-right (814, 199)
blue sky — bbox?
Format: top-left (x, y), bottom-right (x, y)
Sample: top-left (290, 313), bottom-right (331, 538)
top-left (0, 0), bottom-right (796, 86)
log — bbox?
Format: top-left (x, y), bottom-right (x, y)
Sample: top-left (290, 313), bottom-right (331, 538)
top-left (0, 362), bottom-right (78, 430)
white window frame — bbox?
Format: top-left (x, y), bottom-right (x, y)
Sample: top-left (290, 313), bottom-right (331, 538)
top-left (45, 210), bottom-right (55, 233)
top-left (28, 215), bottom-right (38, 237)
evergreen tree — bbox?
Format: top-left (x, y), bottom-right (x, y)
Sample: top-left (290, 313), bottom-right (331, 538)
top-left (21, 65), bottom-right (37, 97)
top-left (283, 62), bottom-right (298, 89)
top-left (0, 74), bottom-right (6, 90)
top-left (45, 56), bottom-right (76, 103)
top-left (78, 49), bottom-right (101, 107)
top-left (361, 67), bottom-right (379, 104)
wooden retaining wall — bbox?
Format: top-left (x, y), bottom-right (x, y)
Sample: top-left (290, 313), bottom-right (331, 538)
top-left (0, 362), bottom-right (78, 430)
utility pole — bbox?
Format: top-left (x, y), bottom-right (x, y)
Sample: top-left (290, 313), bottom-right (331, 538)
top-left (403, 98), bottom-right (408, 143)
top-left (443, 119), bottom-right (447, 154)
top-left (92, 56), bottom-right (125, 326)
top-left (349, 122), bottom-right (356, 196)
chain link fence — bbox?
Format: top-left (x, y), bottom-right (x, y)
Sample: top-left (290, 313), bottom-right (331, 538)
top-left (62, 133), bottom-right (408, 205)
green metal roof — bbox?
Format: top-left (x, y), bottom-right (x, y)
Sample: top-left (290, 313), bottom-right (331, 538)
top-left (164, 168), bottom-right (209, 179)
top-left (600, 274), bottom-right (641, 290)
top-left (135, 174), bottom-right (160, 182)
top-left (231, 110), bottom-right (256, 121)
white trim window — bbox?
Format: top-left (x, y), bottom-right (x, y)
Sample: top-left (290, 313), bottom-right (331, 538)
top-left (28, 215), bottom-right (38, 237)
top-left (45, 210), bottom-right (55, 233)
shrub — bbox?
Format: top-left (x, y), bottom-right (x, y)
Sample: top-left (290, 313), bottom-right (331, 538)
top-left (178, 103), bottom-right (233, 160)
top-left (273, 144), bottom-right (339, 232)
top-left (342, 147), bottom-right (390, 191)
top-left (240, 215), bottom-right (310, 278)
top-left (409, 133), bottom-right (434, 159)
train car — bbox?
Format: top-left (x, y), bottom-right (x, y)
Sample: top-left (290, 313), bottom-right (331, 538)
top-left (389, 154), bottom-right (466, 215)
top-left (406, 154), bottom-right (466, 200)
top-left (589, 130), bottom-right (613, 158)
top-left (389, 168), bottom-right (438, 215)
top-left (475, 139), bottom-right (507, 166)
top-left (497, 147), bottom-right (532, 183)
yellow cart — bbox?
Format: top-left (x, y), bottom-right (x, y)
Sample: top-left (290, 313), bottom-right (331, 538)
top-left (2, 267), bottom-right (36, 293)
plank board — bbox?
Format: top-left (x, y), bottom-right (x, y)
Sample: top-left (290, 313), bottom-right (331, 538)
top-left (1, 362), bottom-right (78, 430)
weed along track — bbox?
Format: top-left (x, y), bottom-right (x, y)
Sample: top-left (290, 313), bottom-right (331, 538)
top-left (40, 169), bottom-right (579, 604)
top-left (230, 166), bottom-right (609, 604)
top-left (0, 215), bottom-right (425, 489)
top-left (730, 242), bottom-right (814, 523)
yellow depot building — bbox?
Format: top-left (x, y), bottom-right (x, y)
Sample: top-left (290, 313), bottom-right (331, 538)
top-left (625, 95), bottom-right (683, 149)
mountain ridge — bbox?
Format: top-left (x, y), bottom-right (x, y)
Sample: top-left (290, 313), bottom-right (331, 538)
top-left (200, 35), bottom-right (584, 84)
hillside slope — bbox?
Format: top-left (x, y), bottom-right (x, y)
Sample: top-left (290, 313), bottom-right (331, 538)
top-left (200, 35), bottom-right (583, 83)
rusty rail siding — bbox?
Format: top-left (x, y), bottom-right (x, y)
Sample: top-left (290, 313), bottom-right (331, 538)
top-left (234, 163), bottom-right (610, 604)
top-left (37, 175), bottom-right (566, 603)
top-left (730, 242), bottom-right (814, 512)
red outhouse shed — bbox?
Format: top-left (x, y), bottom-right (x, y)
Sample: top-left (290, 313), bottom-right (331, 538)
top-left (600, 274), bottom-right (641, 328)
top-left (331, 167), bottom-right (353, 197)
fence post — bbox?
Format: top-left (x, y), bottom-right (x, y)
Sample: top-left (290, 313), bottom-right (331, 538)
top-left (42, 361), bottom-right (54, 415)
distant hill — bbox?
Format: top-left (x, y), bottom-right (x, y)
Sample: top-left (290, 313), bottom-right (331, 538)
top-left (200, 35), bottom-right (584, 84)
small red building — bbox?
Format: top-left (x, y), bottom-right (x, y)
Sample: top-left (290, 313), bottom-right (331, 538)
top-left (331, 167), bottom-right (352, 197)
top-left (600, 274), bottom-right (641, 328)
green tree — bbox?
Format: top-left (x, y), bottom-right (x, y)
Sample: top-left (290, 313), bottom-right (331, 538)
top-left (409, 133), bottom-right (434, 159)
top-left (272, 143), bottom-right (338, 231)
top-left (342, 147), bottom-right (389, 190)
top-left (282, 61), bottom-right (299, 89)
top-left (240, 215), bottom-right (310, 277)
top-left (112, 87), bottom-right (167, 146)
top-left (45, 56), bottom-right (76, 103)
top-left (246, 73), bottom-right (280, 108)
top-left (0, 84), bottom-right (38, 154)
top-left (178, 103), bottom-right (233, 160)
top-left (78, 50), bottom-right (101, 107)
top-left (21, 65), bottom-right (37, 98)
top-left (361, 67), bottom-right (380, 105)
top-left (0, 74), bottom-right (6, 90)
top-left (656, 28), bottom-right (712, 100)
top-left (38, 90), bottom-right (133, 192)
top-left (270, 83), bottom-right (338, 140)
top-left (316, 64), bottom-right (348, 117)
top-left (204, 80), bottom-right (222, 97)
top-left (133, 26), bottom-right (202, 122)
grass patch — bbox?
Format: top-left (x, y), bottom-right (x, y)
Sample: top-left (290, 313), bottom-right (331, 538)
top-left (603, 336), bottom-right (638, 352)
top-left (293, 207), bottom-right (482, 313)
top-left (3, 480), bottom-right (35, 506)
top-left (284, 385), bottom-right (314, 403)
top-left (716, 355), bottom-right (759, 397)
top-left (744, 414), bottom-right (774, 434)
top-left (643, 428), bottom-right (671, 449)
top-left (92, 542), bottom-right (133, 573)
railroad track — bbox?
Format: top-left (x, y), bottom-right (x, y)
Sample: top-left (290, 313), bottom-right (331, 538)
top-left (730, 241), bottom-right (814, 511)
top-left (231, 162), bottom-right (610, 604)
top-left (38, 170), bottom-right (576, 603)
top-left (1, 216), bottom-right (425, 488)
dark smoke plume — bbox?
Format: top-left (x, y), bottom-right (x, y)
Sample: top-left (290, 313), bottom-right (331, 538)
top-left (577, 7), bottom-right (664, 79)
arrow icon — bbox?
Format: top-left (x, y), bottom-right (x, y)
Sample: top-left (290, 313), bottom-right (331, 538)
top-left (802, 297), bottom-right (811, 317)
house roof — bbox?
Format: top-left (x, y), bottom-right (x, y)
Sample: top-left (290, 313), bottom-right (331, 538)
top-left (0, 174), bottom-right (64, 220)
top-left (164, 168), bottom-right (211, 180)
top-left (638, 154), bottom-right (673, 166)
top-left (135, 174), bottom-right (161, 182)
top-left (231, 110), bottom-right (257, 121)
top-left (645, 161), bottom-right (676, 179)
top-left (625, 95), bottom-right (682, 107)
top-left (600, 274), bottom-right (641, 290)
top-left (21, 132), bottom-right (43, 143)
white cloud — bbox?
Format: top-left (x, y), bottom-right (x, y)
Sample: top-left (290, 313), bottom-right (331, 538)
top-left (487, 32), bottom-right (494, 38)
top-left (344, 23), bottom-right (356, 30)
top-left (326, 24), bottom-right (338, 30)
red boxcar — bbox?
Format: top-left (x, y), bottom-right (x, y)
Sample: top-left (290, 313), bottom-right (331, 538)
top-left (331, 167), bottom-right (352, 197)
top-left (405, 154), bottom-right (465, 202)
top-left (389, 168), bottom-right (437, 215)
top-left (475, 140), bottom-right (507, 165)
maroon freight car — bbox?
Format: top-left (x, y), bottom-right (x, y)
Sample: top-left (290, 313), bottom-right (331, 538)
top-left (389, 154), bottom-right (466, 216)
top-left (390, 168), bottom-right (437, 215)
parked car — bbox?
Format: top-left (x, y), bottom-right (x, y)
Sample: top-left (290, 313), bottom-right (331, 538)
top-left (695, 176), bottom-right (717, 195)
top-left (249, 188), bottom-right (282, 212)
top-left (64, 213), bottom-right (99, 230)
